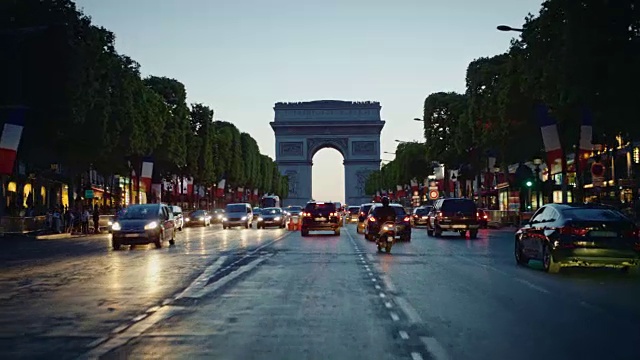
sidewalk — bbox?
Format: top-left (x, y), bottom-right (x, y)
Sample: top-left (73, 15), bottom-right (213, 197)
top-left (0, 231), bottom-right (102, 241)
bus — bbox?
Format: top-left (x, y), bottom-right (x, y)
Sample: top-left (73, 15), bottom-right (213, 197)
top-left (260, 195), bottom-right (280, 209)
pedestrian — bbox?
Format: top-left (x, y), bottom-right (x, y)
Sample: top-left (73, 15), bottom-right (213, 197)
top-left (81, 207), bottom-right (90, 234)
top-left (93, 204), bottom-right (100, 233)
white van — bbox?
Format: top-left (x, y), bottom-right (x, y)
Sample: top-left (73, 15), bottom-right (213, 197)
top-left (223, 203), bottom-right (253, 229)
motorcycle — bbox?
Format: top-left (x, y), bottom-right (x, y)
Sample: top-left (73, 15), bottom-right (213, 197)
top-left (376, 221), bottom-right (396, 253)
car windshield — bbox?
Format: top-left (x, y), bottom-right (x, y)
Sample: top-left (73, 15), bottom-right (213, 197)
top-left (254, 208), bottom-right (262, 214)
top-left (442, 200), bottom-right (476, 214)
top-left (361, 205), bottom-right (373, 214)
top-left (262, 208), bottom-right (282, 215)
top-left (190, 210), bottom-right (206, 217)
top-left (288, 206), bottom-right (302, 212)
top-left (372, 206), bottom-right (406, 216)
top-left (226, 205), bottom-right (247, 213)
top-left (348, 207), bottom-right (359, 214)
top-left (305, 202), bottom-right (336, 211)
top-left (119, 206), bottom-right (158, 220)
top-left (171, 207), bottom-right (182, 215)
top-left (415, 208), bottom-right (430, 215)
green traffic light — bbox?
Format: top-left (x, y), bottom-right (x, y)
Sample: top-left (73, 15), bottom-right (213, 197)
top-left (525, 181), bottom-right (533, 187)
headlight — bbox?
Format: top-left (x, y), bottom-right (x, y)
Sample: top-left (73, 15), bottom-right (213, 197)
top-left (216, 214), bottom-right (222, 219)
top-left (274, 216), bottom-right (281, 221)
top-left (222, 217), bottom-right (228, 221)
top-left (185, 218), bottom-right (190, 222)
top-left (258, 217), bottom-right (264, 221)
top-left (108, 221), bottom-right (113, 226)
top-left (144, 221), bottom-right (158, 230)
top-left (241, 216), bottom-right (247, 220)
top-left (198, 217), bottom-right (204, 221)
top-left (111, 222), bottom-right (121, 231)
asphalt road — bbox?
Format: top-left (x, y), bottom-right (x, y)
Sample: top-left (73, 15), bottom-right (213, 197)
top-left (1, 223), bottom-right (639, 360)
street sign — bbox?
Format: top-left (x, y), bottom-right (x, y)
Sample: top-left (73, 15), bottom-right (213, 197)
top-left (85, 189), bottom-right (94, 199)
top-left (428, 189), bottom-right (439, 200)
top-left (591, 162), bottom-right (605, 187)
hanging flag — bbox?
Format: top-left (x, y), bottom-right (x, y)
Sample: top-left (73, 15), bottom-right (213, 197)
top-left (578, 107), bottom-right (593, 170)
top-left (140, 157), bottom-right (154, 192)
top-left (535, 104), bottom-right (564, 175)
top-left (410, 179), bottom-right (419, 191)
top-left (0, 108), bottom-right (25, 175)
top-left (216, 179), bottom-right (226, 197)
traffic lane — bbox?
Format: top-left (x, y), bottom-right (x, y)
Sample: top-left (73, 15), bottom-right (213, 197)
top-left (352, 226), bottom-right (640, 360)
top-left (409, 226), bottom-right (640, 322)
top-left (102, 229), bottom-right (400, 360)
top-left (0, 226), bottom-right (288, 360)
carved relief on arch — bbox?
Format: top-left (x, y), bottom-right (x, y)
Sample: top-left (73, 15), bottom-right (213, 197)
top-left (306, 137), bottom-right (349, 159)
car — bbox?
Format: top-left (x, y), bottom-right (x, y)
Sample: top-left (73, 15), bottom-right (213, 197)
top-left (171, 205), bottom-right (184, 231)
top-left (364, 203), bottom-right (412, 241)
top-left (111, 203), bottom-right (176, 250)
top-left (301, 201), bottom-right (341, 236)
top-left (477, 208), bottom-right (489, 228)
top-left (411, 206), bottom-right (432, 227)
top-left (257, 207), bottom-right (287, 229)
top-left (185, 209), bottom-right (211, 227)
top-left (515, 203), bottom-right (640, 273)
top-left (427, 198), bottom-right (480, 238)
top-left (356, 203), bottom-right (375, 234)
top-left (223, 203), bottom-right (253, 229)
top-left (346, 206), bottom-right (360, 223)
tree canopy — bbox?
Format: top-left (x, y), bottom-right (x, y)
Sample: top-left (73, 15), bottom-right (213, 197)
top-left (1, 0), bottom-right (287, 199)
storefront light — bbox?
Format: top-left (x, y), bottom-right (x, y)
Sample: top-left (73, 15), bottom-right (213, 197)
top-left (633, 147), bottom-right (639, 164)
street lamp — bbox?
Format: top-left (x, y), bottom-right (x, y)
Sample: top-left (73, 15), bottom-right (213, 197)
top-left (533, 157), bottom-right (543, 209)
top-left (497, 24), bottom-right (523, 32)
top-left (413, 118), bottom-right (422, 122)
top-left (384, 151), bottom-right (396, 155)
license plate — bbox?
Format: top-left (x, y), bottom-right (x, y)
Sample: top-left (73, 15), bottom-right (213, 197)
top-left (421, 216), bottom-right (428, 219)
top-left (395, 236), bottom-right (401, 239)
top-left (387, 236), bottom-right (393, 242)
top-left (124, 233), bottom-right (140, 238)
top-left (452, 225), bottom-right (466, 229)
top-left (315, 217), bottom-right (326, 221)
top-left (589, 231), bottom-right (617, 237)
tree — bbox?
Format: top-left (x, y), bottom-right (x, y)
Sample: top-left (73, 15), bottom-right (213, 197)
top-left (240, 132), bottom-right (260, 189)
top-left (191, 103), bottom-right (215, 186)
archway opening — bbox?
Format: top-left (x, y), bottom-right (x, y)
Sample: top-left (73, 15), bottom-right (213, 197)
top-left (312, 147), bottom-right (345, 203)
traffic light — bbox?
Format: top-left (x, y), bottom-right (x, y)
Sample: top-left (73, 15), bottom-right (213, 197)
top-left (525, 180), bottom-right (533, 187)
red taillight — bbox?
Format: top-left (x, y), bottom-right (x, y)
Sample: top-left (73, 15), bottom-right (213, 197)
top-left (403, 216), bottom-right (410, 222)
top-left (560, 226), bottom-right (588, 236)
top-left (368, 216), bottom-right (376, 223)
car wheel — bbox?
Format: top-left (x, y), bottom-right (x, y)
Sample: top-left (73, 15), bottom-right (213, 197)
top-left (515, 237), bottom-right (528, 266)
top-left (154, 237), bottom-right (162, 249)
top-left (469, 230), bottom-right (478, 239)
top-left (542, 243), bottom-right (560, 273)
top-left (434, 226), bottom-right (442, 237)
top-left (112, 240), bottom-right (121, 250)
top-left (334, 227), bottom-right (340, 236)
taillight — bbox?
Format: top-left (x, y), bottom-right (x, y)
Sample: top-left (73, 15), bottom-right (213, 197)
top-left (360, 212), bottom-right (365, 216)
top-left (368, 216), bottom-right (376, 223)
top-left (560, 226), bottom-right (588, 236)
top-left (476, 212), bottom-right (479, 218)
top-left (403, 216), bottom-right (410, 222)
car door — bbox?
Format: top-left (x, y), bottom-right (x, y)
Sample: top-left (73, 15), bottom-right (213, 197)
top-left (520, 207), bottom-right (547, 256)
top-left (161, 206), bottom-right (175, 235)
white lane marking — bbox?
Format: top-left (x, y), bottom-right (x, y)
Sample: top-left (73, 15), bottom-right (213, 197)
top-left (379, 292), bottom-right (386, 298)
top-left (80, 255), bottom-right (270, 359)
top-left (390, 312), bottom-right (400, 321)
top-left (385, 302), bottom-right (392, 309)
top-left (375, 285), bottom-right (381, 290)
top-left (399, 330), bottom-right (409, 340)
top-left (84, 337), bottom-right (108, 349)
top-left (380, 274), bottom-right (397, 293)
top-left (411, 352), bottom-right (424, 360)
top-left (368, 272), bottom-right (373, 276)
top-left (371, 278), bottom-right (377, 282)
top-left (420, 336), bottom-right (450, 360)
top-left (515, 278), bottom-right (550, 294)
top-left (395, 296), bottom-right (422, 324)
top-left (131, 313), bottom-right (148, 322)
top-left (366, 254), bottom-right (374, 261)
top-left (145, 305), bottom-right (161, 313)
top-left (175, 256), bottom-right (227, 299)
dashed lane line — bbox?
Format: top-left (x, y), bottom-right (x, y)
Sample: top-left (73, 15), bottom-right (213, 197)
top-left (390, 312), bottom-right (400, 321)
top-left (399, 330), bottom-right (409, 340)
top-left (411, 352), bottom-right (424, 360)
top-left (174, 256), bottom-right (227, 299)
top-left (395, 296), bottom-right (422, 324)
top-left (420, 337), bottom-right (450, 360)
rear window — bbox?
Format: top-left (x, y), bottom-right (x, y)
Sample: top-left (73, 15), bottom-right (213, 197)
top-left (415, 208), bottom-right (430, 215)
top-left (441, 199), bottom-right (476, 213)
top-left (305, 202), bottom-right (336, 212)
top-left (360, 205), bottom-right (373, 214)
top-left (372, 206), bottom-right (406, 216)
top-left (562, 208), bottom-right (627, 221)
top-left (348, 207), bottom-right (360, 214)
top-left (226, 204), bottom-right (248, 213)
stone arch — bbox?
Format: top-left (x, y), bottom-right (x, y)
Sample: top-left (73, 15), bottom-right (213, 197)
top-left (270, 100), bottom-right (385, 206)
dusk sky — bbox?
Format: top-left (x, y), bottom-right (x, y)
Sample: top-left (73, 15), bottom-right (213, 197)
top-left (76, 0), bottom-right (542, 203)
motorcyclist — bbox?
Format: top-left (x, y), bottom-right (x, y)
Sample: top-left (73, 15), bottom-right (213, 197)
top-left (374, 196), bottom-right (397, 224)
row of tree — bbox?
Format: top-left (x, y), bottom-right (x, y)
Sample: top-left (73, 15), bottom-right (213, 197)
top-left (1, 0), bottom-right (288, 200)
top-left (366, 0), bottom-right (640, 198)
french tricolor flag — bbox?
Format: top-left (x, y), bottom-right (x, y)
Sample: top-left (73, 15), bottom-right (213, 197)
top-left (216, 179), bottom-right (226, 197)
top-left (578, 108), bottom-right (593, 170)
top-left (535, 104), bottom-right (564, 175)
top-left (0, 109), bottom-right (25, 175)
top-left (140, 158), bottom-right (154, 192)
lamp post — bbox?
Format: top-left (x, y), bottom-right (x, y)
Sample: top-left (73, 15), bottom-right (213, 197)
top-left (533, 157), bottom-right (543, 209)
top-left (492, 166), bottom-right (501, 209)
top-left (497, 25), bottom-right (524, 32)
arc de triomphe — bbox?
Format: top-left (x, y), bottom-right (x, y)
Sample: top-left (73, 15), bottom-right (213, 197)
top-left (270, 100), bottom-right (385, 206)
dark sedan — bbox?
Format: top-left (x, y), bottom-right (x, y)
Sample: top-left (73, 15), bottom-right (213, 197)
top-left (185, 210), bottom-right (211, 227)
top-left (364, 204), bottom-right (412, 241)
top-left (257, 207), bottom-right (286, 229)
top-left (111, 203), bottom-right (176, 250)
top-left (515, 203), bottom-right (640, 273)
